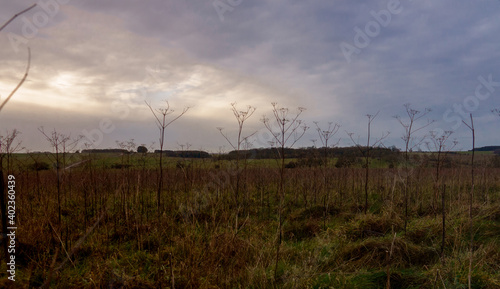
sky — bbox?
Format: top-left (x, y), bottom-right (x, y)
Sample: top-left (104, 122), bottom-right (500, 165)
top-left (0, 0), bottom-right (499, 153)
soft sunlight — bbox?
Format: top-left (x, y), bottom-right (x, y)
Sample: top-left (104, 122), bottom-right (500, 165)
top-left (51, 72), bottom-right (77, 89)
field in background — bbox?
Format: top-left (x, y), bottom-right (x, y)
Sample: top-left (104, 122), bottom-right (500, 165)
top-left (1, 150), bottom-right (500, 288)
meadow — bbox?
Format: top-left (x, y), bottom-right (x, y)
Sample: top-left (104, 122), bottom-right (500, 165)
top-left (0, 148), bottom-right (499, 288)
top-left (2, 3), bottom-right (500, 289)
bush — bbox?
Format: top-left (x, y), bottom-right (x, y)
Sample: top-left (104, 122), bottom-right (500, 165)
top-left (111, 164), bottom-right (131, 169)
top-left (335, 154), bottom-right (357, 168)
top-left (491, 155), bottom-right (500, 168)
top-left (29, 162), bottom-right (50, 171)
top-left (137, 145), bottom-right (148, 153)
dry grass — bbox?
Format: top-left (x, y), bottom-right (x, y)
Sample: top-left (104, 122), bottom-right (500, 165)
top-left (0, 154), bottom-right (499, 288)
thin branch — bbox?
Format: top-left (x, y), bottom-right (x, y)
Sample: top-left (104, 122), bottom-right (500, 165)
top-left (48, 221), bottom-right (75, 269)
top-left (0, 48), bottom-right (31, 113)
top-left (0, 4), bottom-right (37, 32)
top-left (217, 127), bottom-right (236, 150)
top-left (145, 101), bottom-right (164, 128)
top-left (165, 106), bottom-right (190, 127)
top-left (372, 131), bottom-right (391, 148)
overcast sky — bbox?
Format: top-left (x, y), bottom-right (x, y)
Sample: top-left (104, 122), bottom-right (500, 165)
top-left (1, 0), bottom-right (499, 153)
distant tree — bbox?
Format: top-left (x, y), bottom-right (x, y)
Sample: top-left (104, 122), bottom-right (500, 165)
top-left (335, 153), bottom-right (356, 168)
top-left (29, 161), bottom-right (50, 171)
top-left (137, 145), bottom-right (148, 153)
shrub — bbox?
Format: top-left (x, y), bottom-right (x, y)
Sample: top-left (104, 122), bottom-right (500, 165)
top-left (111, 163), bottom-right (131, 169)
top-left (137, 145), bottom-right (148, 153)
top-left (335, 154), bottom-right (356, 168)
top-left (29, 161), bottom-right (50, 171)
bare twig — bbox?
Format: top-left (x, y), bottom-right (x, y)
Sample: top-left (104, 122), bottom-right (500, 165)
top-left (55, 211), bottom-right (106, 271)
top-left (41, 211), bottom-right (106, 288)
top-left (463, 114), bottom-right (475, 289)
top-left (0, 4), bottom-right (37, 32)
top-left (42, 248), bottom-right (60, 289)
top-left (217, 103), bottom-right (257, 208)
top-left (0, 4), bottom-right (36, 264)
top-left (314, 121), bottom-right (341, 167)
top-left (0, 48), bottom-right (31, 113)
top-left (48, 221), bottom-right (75, 269)
top-left (261, 102), bottom-right (307, 282)
top-left (386, 231), bottom-right (397, 289)
top-left (426, 130), bottom-right (457, 258)
top-left (145, 100), bottom-right (190, 213)
top-left (394, 104), bottom-right (434, 232)
top-left (346, 112), bottom-right (389, 214)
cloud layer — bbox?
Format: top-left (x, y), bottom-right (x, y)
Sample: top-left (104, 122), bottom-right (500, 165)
top-left (1, 0), bottom-right (499, 152)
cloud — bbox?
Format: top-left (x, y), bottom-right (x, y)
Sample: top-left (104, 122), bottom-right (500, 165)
top-left (1, 0), bottom-right (500, 151)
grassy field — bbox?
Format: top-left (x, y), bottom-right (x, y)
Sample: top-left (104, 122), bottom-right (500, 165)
top-left (0, 151), bottom-right (499, 288)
